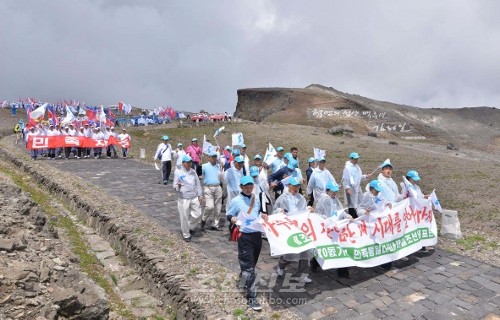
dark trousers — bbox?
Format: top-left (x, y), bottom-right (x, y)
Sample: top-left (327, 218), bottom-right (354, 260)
top-left (162, 161), bottom-right (172, 183)
top-left (64, 147), bottom-right (72, 158)
top-left (349, 208), bottom-right (358, 219)
top-left (48, 148), bottom-right (56, 159)
top-left (238, 232), bottom-right (262, 299)
top-left (193, 161), bottom-right (202, 176)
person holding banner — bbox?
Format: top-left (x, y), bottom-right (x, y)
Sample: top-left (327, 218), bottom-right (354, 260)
top-left (377, 159), bottom-right (403, 203)
top-left (274, 177), bottom-right (313, 284)
top-left (311, 181), bottom-right (352, 274)
top-left (173, 155), bottom-right (204, 242)
top-left (200, 152), bottom-right (223, 231)
top-left (306, 157), bottom-right (336, 206)
top-left (342, 152), bottom-right (371, 218)
top-left (25, 126), bottom-right (39, 160)
top-left (107, 127), bottom-right (118, 158)
top-left (401, 170), bottom-right (434, 253)
top-left (155, 136), bottom-right (173, 185)
top-left (46, 124), bottom-right (58, 159)
top-left (226, 176), bottom-right (268, 311)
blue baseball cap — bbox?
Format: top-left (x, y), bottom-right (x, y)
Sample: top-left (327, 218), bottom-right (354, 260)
top-left (177, 143), bottom-right (183, 147)
top-left (317, 156), bottom-right (326, 162)
top-left (182, 155), bottom-right (192, 162)
top-left (241, 143), bottom-right (247, 148)
top-left (276, 147), bottom-right (284, 152)
top-left (308, 157), bottom-right (316, 163)
top-left (209, 152), bottom-right (218, 157)
top-left (349, 152), bottom-right (360, 159)
top-left (225, 145), bottom-right (232, 151)
top-left (326, 181), bottom-right (340, 192)
top-left (288, 177), bottom-right (301, 186)
top-left (369, 180), bottom-right (383, 192)
top-left (234, 155), bottom-right (244, 163)
top-left (249, 165), bottom-right (259, 177)
top-left (162, 135), bottom-right (169, 141)
top-left (253, 154), bottom-right (262, 160)
top-left (287, 159), bottom-right (298, 170)
top-left (232, 149), bottom-right (241, 156)
top-left (406, 170), bottom-right (421, 181)
top-left (191, 138), bottom-right (198, 142)
top-left (240, 176), bottom-right (254, 186)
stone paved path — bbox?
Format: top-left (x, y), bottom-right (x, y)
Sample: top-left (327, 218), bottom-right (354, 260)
top-left (50, 158), bottom-right (500, 320)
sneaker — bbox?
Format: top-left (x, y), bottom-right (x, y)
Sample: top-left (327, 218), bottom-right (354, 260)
top-left (210, 226), bottom-right (222, 231)
top-left (276, 267), bottom-right (284, 277)
top-left (183, 236), bottom-right (191, 242)
top-left (163, 181), bottom-right (168, 185)
top-left (419, 247), bottom-right (429, 253)
top-left (76, 157), bottom-right (80, 159)
top-left (302, 275), bottom-right (313, 284)
top-left (200, 220), bottom-right (206, 231)
top-left (247, 299), bottom-right (262, 311)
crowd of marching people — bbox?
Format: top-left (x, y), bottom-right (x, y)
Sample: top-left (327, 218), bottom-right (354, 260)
top-left (19, 120), bottom-right (131, 160)
top-left (161, 135), bottom-right (433, 311)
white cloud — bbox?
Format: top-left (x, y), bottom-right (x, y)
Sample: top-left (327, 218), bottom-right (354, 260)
top-left (0, 0), bottom-right (499, 111)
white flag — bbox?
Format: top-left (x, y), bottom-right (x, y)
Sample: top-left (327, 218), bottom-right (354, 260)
top-left (264, 143), bottom-right (277, 165)
top-left (313, 147), bottom-right (326, 160)
top-left (30, 103), bottom-right (47, 119)
top-left (429, 189), bottom-right (443, 213)
top-left (202, 135), bottom-right (215, 155)
top-left (99, 106), bottom-right (107, 123)
top-left (232, 132), bottom-right (244, 147)
top-left (214, 126), bottom-right (225, 138)
top-left (402, 176), bottom-right (419, 199)
top-left (61, 106), bottom-right (76, 125)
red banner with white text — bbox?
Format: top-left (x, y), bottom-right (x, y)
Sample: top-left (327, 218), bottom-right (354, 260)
top-left (26, 136), bottom-right (130, 150)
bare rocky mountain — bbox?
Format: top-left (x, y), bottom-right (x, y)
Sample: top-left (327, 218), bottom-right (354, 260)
top-left (234, 84), bottom-right (499, 152)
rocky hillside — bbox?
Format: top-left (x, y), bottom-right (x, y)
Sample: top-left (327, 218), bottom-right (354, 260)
top-left (234, 84), bottom-right (499, 152)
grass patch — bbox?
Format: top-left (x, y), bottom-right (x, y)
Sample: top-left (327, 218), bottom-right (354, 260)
top-left (110, 273), bottom-right (118, 285)
top-left (232, 308), bottom-right (249, 320)
top-left (457, 234), bottom-right (486, 250)
top-left (0, 163), bottom-right (135, 319)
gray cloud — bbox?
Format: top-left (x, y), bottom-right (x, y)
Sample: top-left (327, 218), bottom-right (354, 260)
top-left (1, 0), bottom-right (499, 112)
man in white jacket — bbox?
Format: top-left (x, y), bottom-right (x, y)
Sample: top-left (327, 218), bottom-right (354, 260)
top-left (155, 135), bottom-right (173, 185)
top-left (342, 152), bottom-right (371, 218)
top-left (377, 159), bottom-right (403, 203)
top-left (306, 156), bottom-right (335, 206)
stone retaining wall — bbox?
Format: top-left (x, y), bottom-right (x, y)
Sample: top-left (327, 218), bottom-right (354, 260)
top-left (0, 140), bottom-right (223, 320)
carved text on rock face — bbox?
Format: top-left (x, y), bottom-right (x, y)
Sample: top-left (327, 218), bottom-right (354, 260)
top-left (306, 108), bottom-right (411, 132)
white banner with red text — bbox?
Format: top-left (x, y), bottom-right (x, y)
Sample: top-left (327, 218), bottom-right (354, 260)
top-left (253, 198), bottom-right (437, 269)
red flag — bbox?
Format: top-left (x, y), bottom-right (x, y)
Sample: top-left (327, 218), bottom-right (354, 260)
top-left (118, 101), bottom-right (123, 113)
top-left (86, 108), bottom-right (97, 120)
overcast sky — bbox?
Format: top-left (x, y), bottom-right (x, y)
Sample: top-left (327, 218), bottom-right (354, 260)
top-left (1, 1), bottom-right (499, 112)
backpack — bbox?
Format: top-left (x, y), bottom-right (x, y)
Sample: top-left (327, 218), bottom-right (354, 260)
top-left (13, 124), bottom-right (20, 133)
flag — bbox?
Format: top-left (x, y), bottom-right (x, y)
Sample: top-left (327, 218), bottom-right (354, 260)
top-left (118, 101), bottom-right (123, 113)
top-left (30, 103), bottom-right (47, 120)
top-left (214, 126), bottom-right (225, 138)
top-left (313, 147), bottom-right (326, 160)
top-left (264, 143), bottom-right (277, 165)
top-left (232, 132), bottom-right (244, 147)
top-left (61, 106), bottom-right (76, 125)
top-left (99, 106), bottom-right (107, 124)
top-left (402, 176), bottom-right (419, 199)
top-left (123, 103), bottom-right (132, 114)
top-left (86, 107), bottom-right (98, 120)
top-left (202, 135), bottom-right (215, 155)
top-left (429, 190), bottom-right (443, 213)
